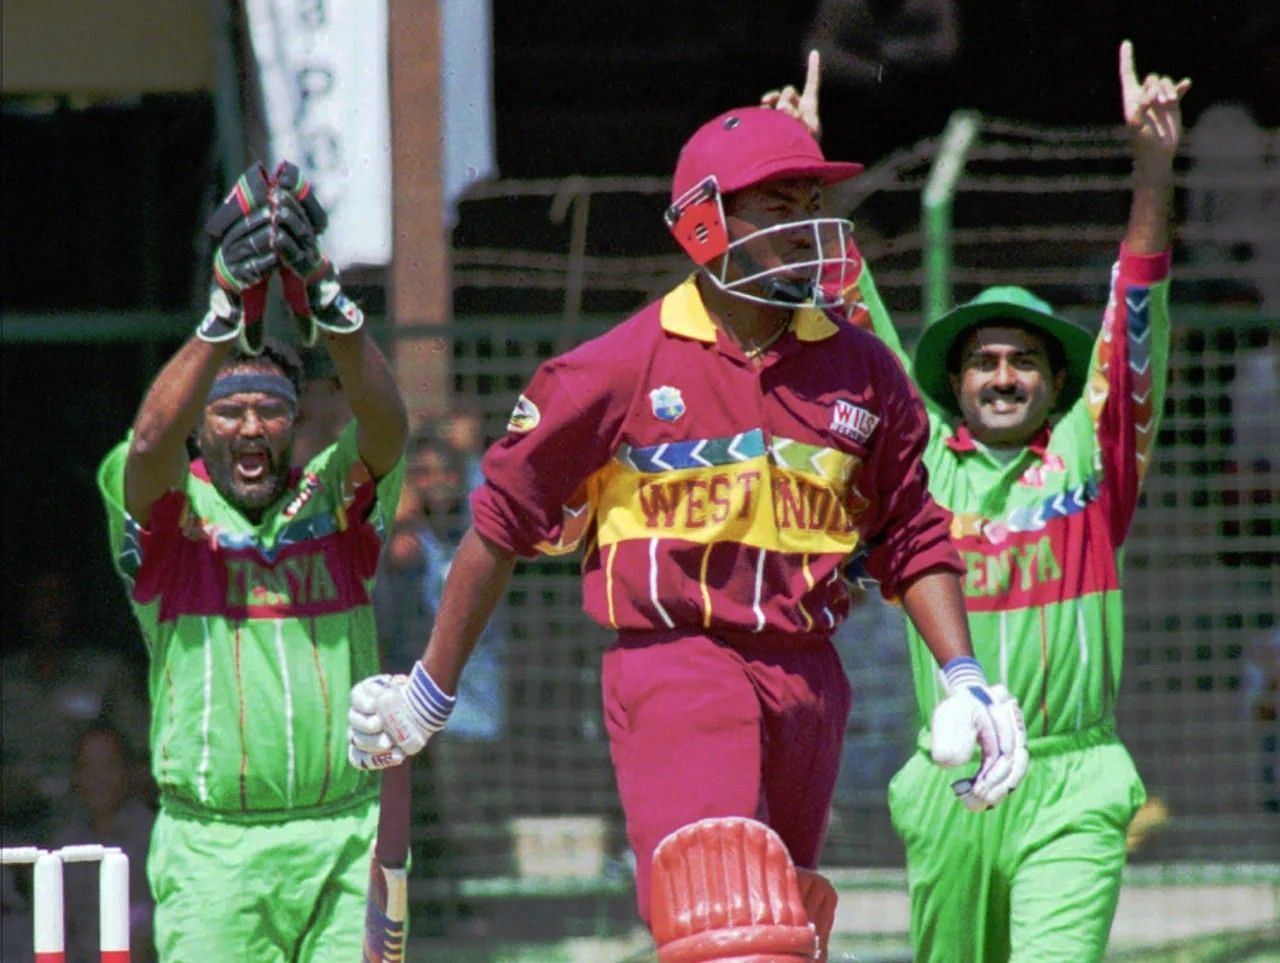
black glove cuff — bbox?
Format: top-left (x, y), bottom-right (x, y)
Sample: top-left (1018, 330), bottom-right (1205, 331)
top-left (313, 287), bottom-right (365, 335)
top-left (196, 289), bottom-right (244, 344)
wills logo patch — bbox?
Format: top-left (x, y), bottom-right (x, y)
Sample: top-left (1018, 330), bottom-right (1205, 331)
top-left (507, 394), bottom-right (540, 434)
top-left (830, 400), bottom-right (879, 443)
top-left (649, 385), bottom-right (686, 423)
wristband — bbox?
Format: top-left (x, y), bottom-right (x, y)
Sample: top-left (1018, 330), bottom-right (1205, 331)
top-left (941, 656), bottom-right (988, 695)
top-left (407, 662), bottom-right (456, 733)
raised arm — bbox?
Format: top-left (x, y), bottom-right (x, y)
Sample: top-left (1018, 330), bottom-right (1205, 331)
top-left (1119, 39), bottom-right (1190, 254)
top-left (125, 339), bottom-right (233, 523)
top-left (273, 166), bottom-right (408, 477)
top-left (761, 49), bottom-right (825, 142)
top-left (321, 330), bottom-right (409, 479)
top-left (1067, 44), bottom-right (1190, 545)
top-left (125, 169), bottom-right (278, 522)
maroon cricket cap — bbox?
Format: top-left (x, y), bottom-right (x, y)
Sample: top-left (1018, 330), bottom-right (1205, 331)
top-left (671, 106), bottom-right (863, 202)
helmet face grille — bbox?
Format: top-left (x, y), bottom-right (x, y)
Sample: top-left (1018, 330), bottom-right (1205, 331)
top-left (709, 217), bottom-right (863, 309)
top-left (664, 174), bottom-right (864, 308)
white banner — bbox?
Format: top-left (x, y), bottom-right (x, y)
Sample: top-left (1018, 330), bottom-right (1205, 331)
top-left (441, 0), bottom-right (496, 227)
top-left (245, 0), bottom-right (392, 268)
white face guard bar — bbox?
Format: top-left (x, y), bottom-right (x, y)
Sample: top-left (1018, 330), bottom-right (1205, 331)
top-left (707, 217), bottom-right (860, 309)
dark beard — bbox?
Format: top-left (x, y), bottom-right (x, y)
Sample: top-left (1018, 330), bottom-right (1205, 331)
top-left (202, 442), bottom-right (294, 519)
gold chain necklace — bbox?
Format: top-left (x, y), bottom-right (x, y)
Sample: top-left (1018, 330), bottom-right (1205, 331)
top-left (740, 316), bottom-right (791, 359)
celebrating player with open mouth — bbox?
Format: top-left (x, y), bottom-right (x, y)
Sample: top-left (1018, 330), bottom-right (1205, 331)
top-left (98, 163), bottom-right (409, 962)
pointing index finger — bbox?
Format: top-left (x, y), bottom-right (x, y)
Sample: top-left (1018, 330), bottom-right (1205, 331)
top-left (1119, 39), bottom-right (1138, 94)
top-left (803, 49), bottom-right (821, 103)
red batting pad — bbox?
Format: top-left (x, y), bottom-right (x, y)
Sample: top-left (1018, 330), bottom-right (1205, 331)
top-left (795, 868), bottom-right (837, 963)
top-left (650, 816), bottom-right (817, 962)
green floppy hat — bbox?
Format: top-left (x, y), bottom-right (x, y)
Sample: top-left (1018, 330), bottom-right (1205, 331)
top-left (913, 286), bottom-right (1094, 417)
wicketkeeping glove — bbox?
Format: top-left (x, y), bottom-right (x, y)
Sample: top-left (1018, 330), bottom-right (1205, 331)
top-left (198, 163), bottom-right (276, 352)
top-left (271, 160), bottom-right (328, 232)
top-left (930, 657), bottom-right (1030, 811)
top-left (347, 663), bottom-right (456, 771)
top-left (271, 161), bottom-right (363, 345)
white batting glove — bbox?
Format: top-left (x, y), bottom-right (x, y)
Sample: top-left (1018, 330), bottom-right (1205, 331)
top-left (346, 664), bottom-right (455, 771)
top-left (930, 657), bottom-right (1029, 812)
top-left (347, 674), bottom-right (407, 771)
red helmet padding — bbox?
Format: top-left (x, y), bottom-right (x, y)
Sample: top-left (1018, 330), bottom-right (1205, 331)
top-left (665, 178), bottom-right (731, 265)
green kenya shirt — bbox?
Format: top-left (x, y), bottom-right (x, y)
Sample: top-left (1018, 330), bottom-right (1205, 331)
top-left (857, 244), bottom-right (1172, 747)
top-left (98, 420), bottom-right (405, 819)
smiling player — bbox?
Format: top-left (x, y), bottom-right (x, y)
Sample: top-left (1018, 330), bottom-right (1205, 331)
top-left (772, 41), bottom-right (1190, 961)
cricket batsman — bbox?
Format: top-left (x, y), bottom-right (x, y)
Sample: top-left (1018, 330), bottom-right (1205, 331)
top-left (346, 78), bottom-right (1029, 961)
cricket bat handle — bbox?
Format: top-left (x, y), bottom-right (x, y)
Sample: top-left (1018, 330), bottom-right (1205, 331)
top-left (362, 760), bottom-right (412, 962)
